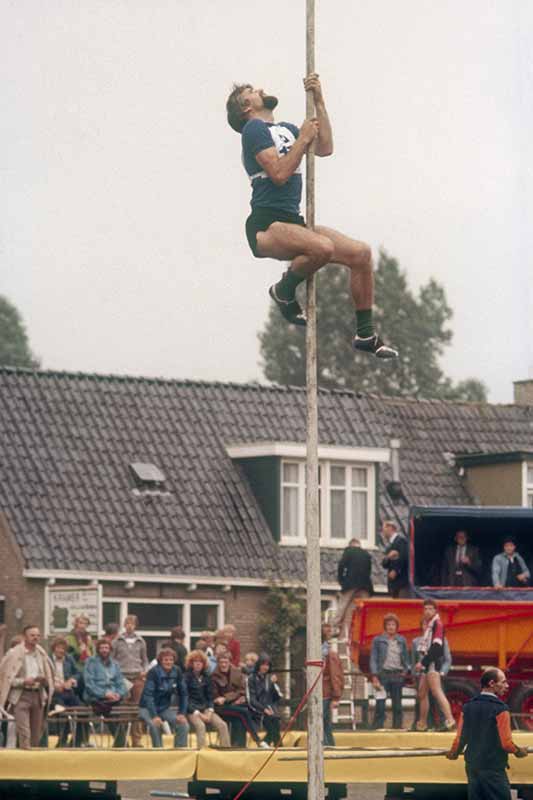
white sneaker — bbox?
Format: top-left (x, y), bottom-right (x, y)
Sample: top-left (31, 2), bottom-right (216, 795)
top-left (259, 741), bottom-right (271, 749)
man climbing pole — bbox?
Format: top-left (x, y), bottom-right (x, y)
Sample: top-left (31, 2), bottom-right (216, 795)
top-left (226, 75), bottom-right (398, 359)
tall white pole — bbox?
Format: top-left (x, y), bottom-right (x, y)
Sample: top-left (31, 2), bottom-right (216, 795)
top-left (305, 1), bottom-right (325, 800)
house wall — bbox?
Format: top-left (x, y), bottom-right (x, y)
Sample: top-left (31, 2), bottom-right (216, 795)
top-left (0, 509), bottom-right (270, 655)
top-left (102, 581), bottom-right (267, 654)
top-left (0, 513), bottom-right (45, 649)
top-left (464, 462), bottom-right (523, 506)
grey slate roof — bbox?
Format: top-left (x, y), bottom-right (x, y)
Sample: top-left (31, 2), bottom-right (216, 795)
top-left (1, 367), bottom-right (533, 585)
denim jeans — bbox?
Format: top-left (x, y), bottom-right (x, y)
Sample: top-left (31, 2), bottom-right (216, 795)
top-left (138, 707), bottom-right (189, 748)
top-left (216, 704), bottom-right (260, 746)
top-left (373, 672), bottom-right (404, 729)
top-left (323, 699), bottom-right (335, 746)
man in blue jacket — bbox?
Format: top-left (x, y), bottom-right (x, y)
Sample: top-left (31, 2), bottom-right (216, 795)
top-left (84, 638), bottom-right (128, 747)
top-left (369, 613), bottom-right (410, 729)
top-left (492, 538), bottom-right (530, 588)
top-left (139, 648), bottom-right (189, 748)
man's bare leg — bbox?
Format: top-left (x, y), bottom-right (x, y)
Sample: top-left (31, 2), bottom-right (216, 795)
top-left (257, 221), bottom-right (334, 273)
top-left (311, 224), bottom-right (397, 357)
top-left (314, 225), bottom-right (373, 310)
top-left (258, 221), bottom-right (397, 357)
top-left (257, 222), bottom-right (334, 324)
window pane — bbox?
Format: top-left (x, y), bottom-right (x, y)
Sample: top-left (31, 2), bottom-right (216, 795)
top-left (330, 490), bottom-right (346, 538)
top-left (351, 492), bottom-right (368, 539)
top-left (527, 466), bottom-right (533, 485)
top-left (331, 466), bottom-right (346, 487)
top-left (283, 486), bottom-right (299, 537)
top-left (191, 604), bottom-right (219, 631)
top-left (128, 603), bottom-right (183, 631)
top-left (283, 462), bottom-right (299, 484)
top-left (103, 602), bottom-right (121, 626)
top-left (143, 636), bottom-right (168, 662)
top-left (528, 492), bottom-right (533, 509)
top-left (352, 468), bottom-right (367, 487)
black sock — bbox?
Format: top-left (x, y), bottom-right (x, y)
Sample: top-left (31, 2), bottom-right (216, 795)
top-left (275, 269), bottom-right (305, 301)
top-left (356, 308), bottom-right (374, 338)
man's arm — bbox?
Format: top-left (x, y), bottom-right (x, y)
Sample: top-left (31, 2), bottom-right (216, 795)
top-left (254, 119), bottom-right (318, 186)
top-left (517, 554), bottom-right (530, 581)
top-left (465, 546), bottom-right (482, 578)
top-left (304, 73), bottom-right (333, 157)
top-left (337, 553), bottom-right (347, 585)
top-left (496, 710), bottom-right (528, 756)
top-left (447, 712), bottom-right (466, 758)
top-left (492, 556), bottom-right (502, 587)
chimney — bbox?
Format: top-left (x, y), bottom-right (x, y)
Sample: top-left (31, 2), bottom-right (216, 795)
top-left (390, 438), bottom-right (401, 482)
top-left (386, 438), bottom-right (406, 503)
top-left (513, 379), bottom-right (533, 405)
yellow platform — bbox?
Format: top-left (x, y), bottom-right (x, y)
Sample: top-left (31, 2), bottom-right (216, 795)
top-left (197, 734), bottom-right (533, 785)
top-left (0, 732), bottom-right (532, 785)
top-left (0, 748), bottom-right (197, 781)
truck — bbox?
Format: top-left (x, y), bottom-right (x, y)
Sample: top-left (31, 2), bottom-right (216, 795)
top-left (350, 505), bottom-right (533, 729)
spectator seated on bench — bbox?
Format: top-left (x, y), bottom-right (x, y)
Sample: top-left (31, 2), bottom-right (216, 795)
top-left (185, 650), bottom-right (229, 748)
top-left (138, 647), bottom-right (188, 748)
top-left (211, 652), bottom-right (262, 748)
top-left (48, 636), bottom-right (84, 746)
top-left (83, 638), bottom-right (128, 747)
top-left (247, 653), bottom-right (282, 749)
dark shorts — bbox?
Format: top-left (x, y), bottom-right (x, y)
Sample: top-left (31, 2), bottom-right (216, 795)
top-left (245, 207), bottom-right (306, 258)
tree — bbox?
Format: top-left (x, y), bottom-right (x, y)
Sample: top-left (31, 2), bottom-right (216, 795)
top-left (258, 250), bottom-right (488, 402)
top-left (0, 295), bottom-right (40, 368)
top-left (258, 586), bottom-right (306, 667)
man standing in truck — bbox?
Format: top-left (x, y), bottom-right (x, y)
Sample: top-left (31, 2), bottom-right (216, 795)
top-left (381, 520), bottom-right (409, 598)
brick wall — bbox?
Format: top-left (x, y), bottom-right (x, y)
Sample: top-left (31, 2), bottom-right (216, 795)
top-left (102, 580), bottom-right (267, 654)
top-left (0, 512), bottom-right (46, 651)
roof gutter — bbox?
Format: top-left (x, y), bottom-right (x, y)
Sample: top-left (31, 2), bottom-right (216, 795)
top-left (22, 568), bottom-right (339, 592)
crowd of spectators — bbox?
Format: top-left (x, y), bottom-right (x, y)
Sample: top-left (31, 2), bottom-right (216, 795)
top-left (0, 617), bottom-right (278, 751)
top-left (2, 521), bottom-right (529, 750)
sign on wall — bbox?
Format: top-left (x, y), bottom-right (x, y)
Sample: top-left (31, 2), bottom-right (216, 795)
top-left (45, 585), bottom-right (102, 636)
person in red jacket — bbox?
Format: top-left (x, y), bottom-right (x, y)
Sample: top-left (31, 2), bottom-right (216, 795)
top-left (223, 625), bottom-right (241, 667)
top-left (322, 624), bottom-right (345, 746)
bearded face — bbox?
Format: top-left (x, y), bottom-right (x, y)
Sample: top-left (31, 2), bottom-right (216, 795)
top-left (262, 94), bottom-right (278, 110)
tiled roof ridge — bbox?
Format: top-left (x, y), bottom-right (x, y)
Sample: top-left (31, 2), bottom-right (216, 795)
top-left (0, 365), bottom-right (357, 398)
top-left (0, 365), bottom-right (528, 412)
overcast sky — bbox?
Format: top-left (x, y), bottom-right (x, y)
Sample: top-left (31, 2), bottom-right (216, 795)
top-left (2, 0), bottom-right (532, 402)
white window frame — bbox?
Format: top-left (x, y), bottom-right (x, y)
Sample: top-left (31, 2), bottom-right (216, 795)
top-left (102, 597), bottom-right (224, 650)
top-left (280, 459), bottom-right (376, 548)
top-left (524, 462), bottom-right (533, 508)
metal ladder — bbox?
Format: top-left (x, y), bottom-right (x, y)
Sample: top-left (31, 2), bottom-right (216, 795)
top-left (325, 606), bottom-right (357, 730)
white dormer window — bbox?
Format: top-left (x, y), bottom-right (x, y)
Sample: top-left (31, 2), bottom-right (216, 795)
top-left (226, 441), bottom-right (389, 548)
top-left (281, 459), bottom-right (375, 548)
top-left (527, 465), bottom-right (533, 508)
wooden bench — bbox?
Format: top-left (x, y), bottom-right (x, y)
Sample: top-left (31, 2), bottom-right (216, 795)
top-left (47, 703), bottom-right (142, 748)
